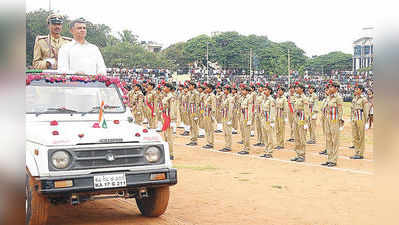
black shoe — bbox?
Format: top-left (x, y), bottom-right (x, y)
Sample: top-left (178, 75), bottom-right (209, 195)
top-left (274, 146), bottom-right (282, 150)
top-left (295, 157), bottom-right (305, 162)
top-left (170, 155), bottom-right (174, 160)
top-left (327, 162), bottom-right (337, 167)
top-left (202, 144), bottom-right (213, 149)
top-left (291, 157), bottom-right (299, 161)
top-left (177, 126), bottom-right (184, 128)
top-left (253, 143), bottom-right (261, 146)
top-left (198, 135), bottom-right (205, 138)
top-left (232, 131), bottom-right (238, 134)
top-left (260, 154), bottom-right (267, 158)
top-left (215, 130), bottom-right (223, 133)
top-left (219, 148), bottom-right (231, 152)
top-left (237, 151), bottom-right (249, 155)
top-left (156, 130), bottom-right (162, 133)
top-left (349, 146), bottom-right (355, 149)
top-left (250, 134), bottom-right (254, 137)
top-left (350, 155), bottom-right (364, 159)
top-left (287, 138), bottom-right (294, 142)
top-left (238, 141), bottom-right (243, 144)
top-left (321, 161), bottom-right (330, 166)
top-left (186, 142), bottom-right (197, 146)
top-left (306, 140), bottom-right (315, 144)
top-left (264, 154), bottom-right (273, 158)
top-left (181, 131), bottom-right (189, 136)
top-left (258, 143), bottom-right (265, 147)
top-left (319, 150), bottom-right (327, 155)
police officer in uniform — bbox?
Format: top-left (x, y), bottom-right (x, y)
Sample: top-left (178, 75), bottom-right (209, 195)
top-left (275, 86), bottom-right (288, 149)
top-left (33, 14), bottom-right (72, 69)
top-left (219, 85), bottom-right (235, 152)
top-left (307, 85), bottom-right (318, 144)
top-left (186, 81), bottom-right (200, 146)
top-left (319, 87), bottom-right (330, 155)
top-left (260, 86), bottom-right (276, 158)
top-left (321, 82), bottom-right (343, 167)
top-left (144, 82), bottom-right (156, 129)
top-left (203, 83), bottom-right (217, 149)
top-left (237, 86), bottom-right (253, 155)
top-left (287, 85), bottom-right (296, 142)
top-left (253, 84), bottom-right (265, 147)
top-left (291, 84), bottom-right (309, 162)
top-left (161, 83), bottom-right (177, 160)
top-left (350, 84), bottom-right (369, 159)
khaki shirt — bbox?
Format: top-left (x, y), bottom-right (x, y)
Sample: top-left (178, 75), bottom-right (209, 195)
top-left (294, 94), bottom-right (309, 121)
top-left (162, 92), bottom-right (177, 121)
top-left (240, 94), bottom-right (253, 122)
top-left (326, 93), bottom-right (343, 121)
top-left (204, 93), bottom-right (216, 118)
top-left (188, 90), bottom-right (200, 114)
top-left (261, 95), bottom-right (276, 122)
top-left (254, 92), bottom-right (265, 115)
top-left (321, 96), bottom-right (330, 120)
top-left (32, 35), bottom-right (72, 69)
top-left (352, 95), bottom-right (369, 122)
top-left (199, 91), bottom-right (207, 116)
top-left (276, 95), bottom-right (288, 118)
top-left (287, 93), bottom-right (296, 114)
top-left (221, 93), bottom-right (235, 122)
top-left (308, 92), bottom-right (319, 113)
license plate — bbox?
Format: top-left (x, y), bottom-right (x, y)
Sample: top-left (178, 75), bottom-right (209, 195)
top-left (93, 173), bottom-right (127, 189)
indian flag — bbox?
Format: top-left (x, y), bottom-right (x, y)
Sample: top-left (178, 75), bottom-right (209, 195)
top-left (98, 100), bottom-right (108, 128)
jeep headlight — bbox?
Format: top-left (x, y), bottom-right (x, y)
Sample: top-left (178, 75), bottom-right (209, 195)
top-left (51, 150), bottom-right (71, 169)
top-left (144, 146), bottom-right (161, 163)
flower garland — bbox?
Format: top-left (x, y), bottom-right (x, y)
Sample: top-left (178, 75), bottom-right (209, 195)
top-left (26, 73), bottom-right (129, 105)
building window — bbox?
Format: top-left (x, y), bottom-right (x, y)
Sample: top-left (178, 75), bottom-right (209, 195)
top-left (354, 45), bottom-right (361, 56)
top-left (364, 45), bottom-right (371, 55)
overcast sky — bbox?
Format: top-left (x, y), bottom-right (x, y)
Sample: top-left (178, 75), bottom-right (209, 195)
top-left (26, 0), bottom-right (380, 56)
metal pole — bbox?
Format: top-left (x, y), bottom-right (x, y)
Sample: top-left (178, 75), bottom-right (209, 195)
top-left (249, 48), bottom-right (252, 82)
top-left (288, 49), bottom-right (291, 87)
top-left (206, 42), bottom-right (209, 82)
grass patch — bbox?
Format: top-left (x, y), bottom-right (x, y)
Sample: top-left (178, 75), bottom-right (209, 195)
top-left (173, 164), bottom-right (219, 171)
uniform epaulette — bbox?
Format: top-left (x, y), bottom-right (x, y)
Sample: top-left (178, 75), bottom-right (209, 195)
top-left (36, 35), bottom-right (48, 40)
top-left (62, 36), bottom-right (72, 41)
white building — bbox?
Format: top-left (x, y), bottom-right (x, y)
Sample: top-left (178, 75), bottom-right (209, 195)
top-left (145, 41), bottom-right (162, 53)
top-left (352, 27), bottom-right (374, 74)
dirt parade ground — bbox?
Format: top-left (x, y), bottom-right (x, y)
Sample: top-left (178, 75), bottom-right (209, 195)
top-left (48, 116), bottom-right (374, 225)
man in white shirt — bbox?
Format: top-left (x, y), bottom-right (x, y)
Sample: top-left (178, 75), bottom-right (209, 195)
top-left (58, 18), bottom-right (106, 75)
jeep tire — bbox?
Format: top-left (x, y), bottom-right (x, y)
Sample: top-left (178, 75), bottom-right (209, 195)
top-left (26, 174), bottom-right (49, 225)
top-left (135, 186), bottom-right (170, 217)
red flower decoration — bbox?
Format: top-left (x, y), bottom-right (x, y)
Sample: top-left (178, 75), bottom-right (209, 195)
top-left (50, 120), bottom-right (58, 126)
top-left (92, 122), bottom-right (100, 128)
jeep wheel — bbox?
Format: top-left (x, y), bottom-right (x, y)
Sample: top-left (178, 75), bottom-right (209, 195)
top-left (135, 186), bottom-right (170, 217)
top-left (26, 175), bottom-right (49, 225)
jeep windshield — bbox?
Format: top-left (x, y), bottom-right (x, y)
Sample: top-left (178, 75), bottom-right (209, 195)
top-left (26, 79), bottom-right (125, 115)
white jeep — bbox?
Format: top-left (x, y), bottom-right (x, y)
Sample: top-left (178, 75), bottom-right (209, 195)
top-left (25, 73), bottom-right (177, 225)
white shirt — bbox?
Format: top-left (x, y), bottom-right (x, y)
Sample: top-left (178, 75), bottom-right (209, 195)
top-left (58, 40), bottom-right (106, 75)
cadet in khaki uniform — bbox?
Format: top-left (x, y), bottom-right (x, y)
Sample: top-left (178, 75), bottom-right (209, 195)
top-left (161, 83), bottom-right (177, 160)
top-left (186, 82), bottom-right (200, 146)
top-left (231, 87), bottom-right (239, 134)
top-left (349, 93), bottom-right (357, 149)
top-left (219, 85), bottom-right (235, 152)
top-left (215, 86), bottom-right (224, 133)
top-left (170, 86), bottom-right (178, 134)
top-left (181, 86), bottom-right (190, 136)
top-left (275, 87), bottom-right (288, 149)
top-left (237, 86), bottom-right (253, 155)
top-left (33, 14), bottom-right (72, 69)
top-left (253, 84), bottom-right (265, 147)
top-left (260, 86), bottom-right (276, 158)
top-left (203, 84), bottom-right (216, 149)
top-left (287, 86), bottom-right (296, 142)
top-left (291, 84), bottom-right (309, 162)
top-left (176, 84), bottom-right (184, 128)
top-left (154, 87), bottom-right (163, 131)
top-left (350, 85), bottom-right (369, 159)
top-left (144, 82), bottom-right (156, 129)
top-left (130, 84), bottom-right (145, 125)
top-left (319, 87), bottom-right (330, 155)
top-left (321, 82), bottom-right (343, 167)
top-left (198, 85), bottom-right (206, 138)
top-left (307, 86), bottom-right (319, 144)
top-left (249, 85), bottom-right (257, 137)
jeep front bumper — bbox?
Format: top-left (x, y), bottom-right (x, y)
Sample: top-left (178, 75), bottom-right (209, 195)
top-left (38, 168), bottom-right (177, 195)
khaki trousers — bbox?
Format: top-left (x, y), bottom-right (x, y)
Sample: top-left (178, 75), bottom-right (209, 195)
top-left (262, 120), bottom-right (273, 154)
top-left (276, 117), bottom-right (285, 147)
top-left (223, 120), bottom-right (232, 148)
top-left (294, 120), bottom-right (306, 158)
top-left (309, 118), bottom-right (316, 142)
top-left (189, 114), bottom-right (199, 142)
top-left (205, 116), bottom-right (215, 145)
top-left (255, 115), bottom-right (263, 144)
top-left (162, 127), bottom-right (173, 156)
top-left (353, 120), bottom-right (366, 156)
top-left (326, 120), bottom-right (340, 163)
top-left (288, 111), bottom-right (295, 139)
top-left (240, 115), bottom-right (250, 152)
